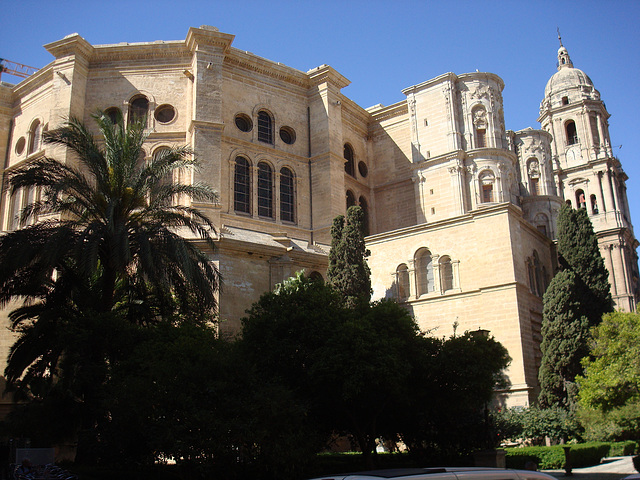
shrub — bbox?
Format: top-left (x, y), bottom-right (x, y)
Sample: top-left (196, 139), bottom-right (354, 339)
top-left (505, 442), bottom-right (620, 470)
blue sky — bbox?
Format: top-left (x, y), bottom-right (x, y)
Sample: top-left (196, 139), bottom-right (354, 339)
top-left (3, 0), bottom-right (640, 231)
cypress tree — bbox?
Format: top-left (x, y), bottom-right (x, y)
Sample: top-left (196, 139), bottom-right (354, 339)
top-left (556, 204), bottom-right (613, 324)
top-left (538, 269), bottom-right (590, 409)
top-left (327, 206), bottom-right (372, 309)
top-left (539, 204), bottom-right (613, 408)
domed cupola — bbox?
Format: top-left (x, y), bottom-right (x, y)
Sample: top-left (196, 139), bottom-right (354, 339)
top-left (543, 40), bottom-right (598, 101)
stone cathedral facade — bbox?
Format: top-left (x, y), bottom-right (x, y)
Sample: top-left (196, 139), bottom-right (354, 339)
top-left (0, 26), bottom-right (637, 411)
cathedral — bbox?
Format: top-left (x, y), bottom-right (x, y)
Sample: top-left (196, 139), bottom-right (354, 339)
top-left (0, 26), bottom-right (637, 410)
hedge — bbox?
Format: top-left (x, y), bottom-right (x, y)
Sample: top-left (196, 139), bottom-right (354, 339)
top-left (505, 441), bottom-right (638, 470)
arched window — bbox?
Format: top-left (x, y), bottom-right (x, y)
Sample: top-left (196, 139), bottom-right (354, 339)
top-left (472, 106), bottom-right (488, 148)
top-left (479, 170), bottom-right (495, 203)
top-left (527, 158), bottom-right (541, 196)
top-left (396, 264), bottom-right (409, 299)
top-left (105, 107), bottom-right (122, 125)
top-left (590, 194), bottom-right (599, 214)
top-left (439, 256), bottom-right (453, 292)
top-left (415, 248), bottom-right (434, 296)
top-left (346, 190), bottom-right (356, 209)
top-left (575, 189), bottom-right (586, 209)
top-left (234, 156), bottom-right (251, 214)
top-left (533, 251), bottom-right (544, 297)
top-left (344, 144), bottom-right (355, 177)
top-left (129, 95), bottom-right (149, 125)
top-left (280, 167), bottom-right (295, 223)
top-left (308, 271), bottom-right (324, 283)
top-left (565, 120), bottom-right (578, 145)
top-left (152, 147), bottom-right (173, 204)
top-left (28, 119), bottom-right (42, 154)
top-left (257, 111), bottom-right (273, 144)
top-left (359, 196), bottom-right (369, 236)
top-left (533, 213), bottom-right (549, 237)
top-left (257, 162), bottom-right (274, 218)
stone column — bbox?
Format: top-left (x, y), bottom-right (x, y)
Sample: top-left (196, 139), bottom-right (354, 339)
top-left (408, 259), bottom-right (417, 300)
top-left (449, 161), bottom-right (465, 215)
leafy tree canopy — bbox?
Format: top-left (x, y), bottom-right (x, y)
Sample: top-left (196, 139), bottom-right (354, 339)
top-left (576, 312), bottom-right (640, 441)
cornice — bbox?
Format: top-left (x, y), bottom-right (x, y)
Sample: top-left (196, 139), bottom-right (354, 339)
top-left (401, 72), bottom-right (457, 96)
top-left (225, 49), bottom-right (309, 89)
top-left (185, 26), bottom-right (235, 54)
top-left (91, 42), bottom-right (190, 64)
top-left (13, 65), bottom-right (54, 99)
top-left (368, 100), bottom-right (408, 123)
top-left (44, 33), bottom-right (94, 60)
top-left (307, 64), bottom-right (350, 90)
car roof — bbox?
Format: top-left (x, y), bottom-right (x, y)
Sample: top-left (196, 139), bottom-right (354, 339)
top-left (307, 466), bottom-right (556, 480)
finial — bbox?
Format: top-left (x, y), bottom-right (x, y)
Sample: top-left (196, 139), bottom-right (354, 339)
top-left (557, 27), bottom-right (563, 47)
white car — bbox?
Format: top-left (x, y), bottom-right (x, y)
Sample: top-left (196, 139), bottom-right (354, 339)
top-left (308, 467), bottom-right (556, 480)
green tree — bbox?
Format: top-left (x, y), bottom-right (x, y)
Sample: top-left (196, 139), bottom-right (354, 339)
top-left (538, 270), bottom-right (591, 409)
top-left (577, 312), bottom-right (640, 441)
top-left (539, 204), bottom-right (612, 409)
top-left (326, 206), bottom-right (371, 309)
top-left (556, 204), bottom-right (613, 324)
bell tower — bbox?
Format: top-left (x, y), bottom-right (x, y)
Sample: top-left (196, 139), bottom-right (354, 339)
top-left (538, 34), bottom-right (639, 311)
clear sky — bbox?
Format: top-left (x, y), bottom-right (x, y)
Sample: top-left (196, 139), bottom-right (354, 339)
top-left (2, 0), bottom-right (640, 232)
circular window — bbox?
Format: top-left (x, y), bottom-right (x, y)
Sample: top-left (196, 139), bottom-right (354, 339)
top-left (154, 104), bottom-right (176, 124)
top-left (358, 161), bottom-right (368, 178)
top-left (279, 126), bottom-right (296, 145)
top-left (15, 137), bottom-right (26, 155)
top-left (235, 114), bottom-right (252, 132)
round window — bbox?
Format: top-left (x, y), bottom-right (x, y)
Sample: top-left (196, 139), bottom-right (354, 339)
top-left (235, 114), bottom-right (252, 132)
top-left (358, 161), bottom-right (368, 178)
top-left (15, 137), bottom-right (26, 155)
top-left (279, 126), bottom-right (296, 145)
top-left (154, 104), bottom-right (176, 124)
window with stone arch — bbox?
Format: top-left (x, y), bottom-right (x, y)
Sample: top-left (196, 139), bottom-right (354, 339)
top-left (479, 169), bottom-right (495, 203)
top-left (257, 110), bottom-right (274, 144)
top-left (234, 156), bottom-right (251, 214)
top-left (527, 158), bottom-right (541, 196)
top-left (129, 94), bottom-right (149, 125)
top-left (344, 143), bottom-right (355, 177)
top-left (415, 248), bottom-right (434, 296)
top-left (257, 161), bottom-right (274, 218)
top-left (439, 255), bottom-right (454, 292)
top-left (472, 105), bottom-right (488, 148)
top-left (590, 194), bottom-right (599, 214)
top-left (346, 190), bottom-right (356, 209)
top-left (28, 119), bottom-right (42, 155)
top-left (565, 120), bottom-right (578, 146)
top-left (575, 188), bottom-right (586, 209)
top-left (534, 212), bottom-right (550, 237)
top-left (359, 195), bottom-right (370, 236)
top-left (152, 147), bottom-right (174, 204)
top-left (396, 263), bottom-right (410, 299)
top-left (533, 250), bottom-right (544, 297)
top-left (280, 167), bottom-right (295, 223)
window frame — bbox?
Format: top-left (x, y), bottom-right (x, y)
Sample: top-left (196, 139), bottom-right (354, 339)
top-left (234, 156), bottom-right (252, 214)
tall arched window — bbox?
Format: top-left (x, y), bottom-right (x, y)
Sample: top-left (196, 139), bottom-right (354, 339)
top-left (439, 256), bottom-right (453, 292)
top-left (396, 264), bottom-right (409, 299)
top-left (28, 119), bottom-right (42, 154)
top-left (257, 111), bottom-right (273, 144)
top-left (280, 167), bottom-right (295, 223)
top-left (575, 189), bottom-right (586, 209)
top-left (152, 147), bottom-right (173, 204)
top-left (565, 120), bottom-right (578, 145)
top-left (344, 144), bottom-right (355, 177)
top-left (129, 95), bottom-right (149, 125)
top-left (590, 194), bottom-right (599, 214)
top-left (234, 156), bottom-right (251, 214)
top-left (257, 162), bottom-right (273, 218)
top-left (472, 106), bottom-right (488, 148)
top-left (415, 248), bottom-right (434, 296)
top-left (359, 196), bottom-right (369, 236)
top-left (479, 170), bottom-right (495, 203)
top-left (346, 190), bottom-right (356, 209)
top-left (534, 213), bottom-right (550, 237)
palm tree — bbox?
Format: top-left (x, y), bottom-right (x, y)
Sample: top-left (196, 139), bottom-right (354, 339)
top-left (0, 111), bottom-right (221, 387)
